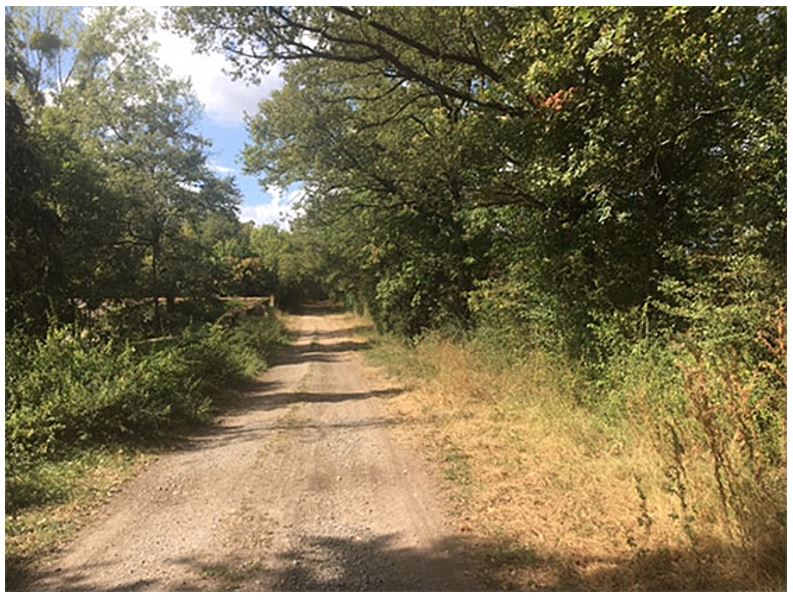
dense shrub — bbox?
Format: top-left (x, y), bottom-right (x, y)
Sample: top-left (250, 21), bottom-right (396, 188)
top-left (6, 312), bottom-right (286, 510)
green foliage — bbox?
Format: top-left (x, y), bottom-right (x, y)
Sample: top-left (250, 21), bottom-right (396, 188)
top-left (247, 222), bottom-right (326, 308)
top-left (5, 17), bottom-right (62, 332)
top-left (6, 313), bottom-right (287, 511)
top-left (5, 7), bottom-right (248, 335)
top-left (172, 6), bottom-right (785, 357)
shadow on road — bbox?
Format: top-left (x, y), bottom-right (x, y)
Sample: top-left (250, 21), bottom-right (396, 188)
top-left (171, 387), bottom-right (407, 452)
top-left (18, 529), bottom-right (762, 592)
top-left (271, 340), bottom-right (373, 366)
top-left (306, 324), bottom-right (376, 339)
top-left (289, 301), bottom-right (347, 316)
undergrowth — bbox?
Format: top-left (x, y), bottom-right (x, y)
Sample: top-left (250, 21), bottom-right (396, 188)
top-left (367, 308), bottom-right (786, 591)
top-left (5, 310), bottom-right (288, 513)
top-left (5, 308), bottom-right (288, 588)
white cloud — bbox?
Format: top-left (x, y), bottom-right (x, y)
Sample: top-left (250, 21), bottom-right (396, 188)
top-left (239, 185), bottom-right (305, 229)
top-left (177, 181), bottom-right (201, 193)
top-left (149, 9), bottom-right (283, 125)
top-left (80, 7), bottom-right (282, 125)
top-left (79, 6), bottom-right (99, 24)
top-left (207, 162), bottom-right (237, 176)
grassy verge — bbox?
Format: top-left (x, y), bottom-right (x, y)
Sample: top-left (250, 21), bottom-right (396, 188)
top-left (5, 307), bottom-right (289, 586)
top-left (366, 326), bottom-right (785, 591)
top-left (5, 448), bottom-right (151, 589)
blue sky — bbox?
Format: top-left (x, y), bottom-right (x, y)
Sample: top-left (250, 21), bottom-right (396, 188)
top-left (198, 115), bottom-right (303, 229)
top-left (198, 116), bottom-right (261, 208)
top-left (146, 9), bottom-right (300, 228)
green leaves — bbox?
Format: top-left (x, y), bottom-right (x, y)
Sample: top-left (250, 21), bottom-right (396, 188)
top-left (173, 6), bottom-right (786, 350)
top-left (6, 8), bottom-right (246, 332)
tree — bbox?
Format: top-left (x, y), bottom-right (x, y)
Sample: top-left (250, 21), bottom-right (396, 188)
top-left (6, 7), bottom-right (246, 334)
top-left (5, 12), bottom-right (63, 331)
top-left (173, 6), bottom-right (785, 352)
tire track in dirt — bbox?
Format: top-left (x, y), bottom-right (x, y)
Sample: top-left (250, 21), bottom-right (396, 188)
top-left (27, 309), bottom-right (480, 591)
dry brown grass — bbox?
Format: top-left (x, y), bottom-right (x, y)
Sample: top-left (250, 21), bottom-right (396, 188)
top-left (369, 332), bottom-right (786, 591)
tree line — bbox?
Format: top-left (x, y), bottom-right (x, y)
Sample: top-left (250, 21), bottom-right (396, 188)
top-left (170, 6), bottom-right (784, 355)
top-left (5, 7), bottom-right (318, 338)
top-left (9, 6), bottom-right (785, 355)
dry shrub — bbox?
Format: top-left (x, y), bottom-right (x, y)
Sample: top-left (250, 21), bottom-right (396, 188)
top-left (654, 307), bottom-right (787, 581)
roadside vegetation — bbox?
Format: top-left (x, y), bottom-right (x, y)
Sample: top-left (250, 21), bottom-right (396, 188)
top-left (171, 6), bottom-right (785, 591)
top-left (6, 6), bottom-right (785, 592)
top-left (6, 307), bottom-right (287, 511)
top-left (5, 305), bottom-right (289, 584)
top-left (5, 8), bottom-right (297, 584)
top-left (368, 310), bottom-right (785, 590)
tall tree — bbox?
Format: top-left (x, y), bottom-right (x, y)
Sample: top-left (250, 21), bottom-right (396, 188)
top-left (6, 7), bottom-right (245, 333)
top-left (5, 12), bottom-right (63, 331)
top-left (173, 6), bottom-right (785, 350)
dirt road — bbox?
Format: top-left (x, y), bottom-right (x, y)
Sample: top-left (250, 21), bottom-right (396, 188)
top-left (28, 310), bottom-right (479, 591)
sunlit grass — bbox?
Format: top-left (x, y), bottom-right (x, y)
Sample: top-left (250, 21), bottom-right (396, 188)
top-left (366, 327), bottom-right (785, 591)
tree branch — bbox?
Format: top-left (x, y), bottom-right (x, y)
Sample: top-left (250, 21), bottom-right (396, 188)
top-left (331, 6), bottom-right (503, 83)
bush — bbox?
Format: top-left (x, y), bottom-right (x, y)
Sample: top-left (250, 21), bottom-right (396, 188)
top-left (6, 312), bottom-right (287, 510)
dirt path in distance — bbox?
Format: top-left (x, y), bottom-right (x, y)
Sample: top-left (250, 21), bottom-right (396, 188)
top-left (26, 308), bottom-right (480, 592)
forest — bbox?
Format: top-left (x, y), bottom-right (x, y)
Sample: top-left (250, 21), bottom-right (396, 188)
top-left (5, 6), bottom-right (787, 591)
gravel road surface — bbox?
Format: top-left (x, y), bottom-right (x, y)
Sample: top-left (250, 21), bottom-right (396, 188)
top-left (29, 310), bottom-right (479, 591)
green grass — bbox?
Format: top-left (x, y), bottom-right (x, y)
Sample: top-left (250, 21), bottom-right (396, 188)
top-left (5, 447), bottom-right (148, 589)
top-left (364, 331), bottom-right (438, 382)
top-left (443, 448), bottom-right (473, 486)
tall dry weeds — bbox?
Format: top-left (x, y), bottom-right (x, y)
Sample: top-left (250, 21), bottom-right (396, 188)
top-left (371, 311), bottom-right (786, 590)
top-left (661, 307), bottom-right (787, 575)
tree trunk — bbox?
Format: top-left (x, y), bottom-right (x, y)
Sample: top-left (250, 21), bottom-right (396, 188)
top-left (152, 237), bottom-right (162, 335)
